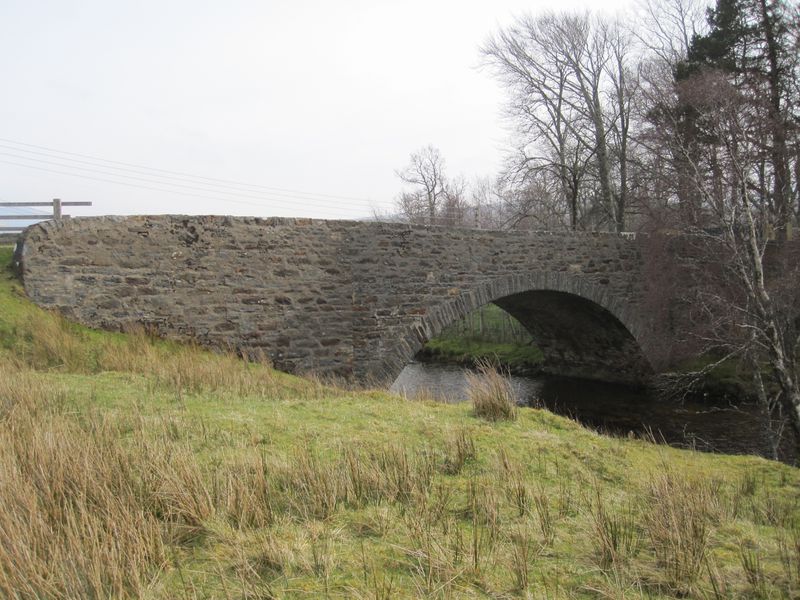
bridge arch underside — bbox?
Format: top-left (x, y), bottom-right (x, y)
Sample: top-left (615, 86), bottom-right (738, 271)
top-left (381, 284), bottom-right (653, 387)
top-left (491, 291), bottom-right (652, 384)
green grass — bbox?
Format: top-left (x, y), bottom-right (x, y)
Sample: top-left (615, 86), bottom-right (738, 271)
top-left (1, 245), bottom-right (799, 599)
top-left (420, 304), bottom-right (545, 372)
top-left (438, 303), bottom-right (533, 345)
top-left (420, 337), bottom-right (545, 372)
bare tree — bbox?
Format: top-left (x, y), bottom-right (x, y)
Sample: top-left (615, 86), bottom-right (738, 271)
top-left (469, 176), bottom-right (497, 228)
top-left (633, 0), bottom-right (709, 64)
top-left (482, 12), bottom-right (639, 232)
top-left (394, 145), bottom-right (449, 225)
top-left (495, 172), bottom-right (568, 230)
top-left (394, 145), bottom-right (475, 227)
top-left (617, 0), bottom-right (800, 454)
top-left (606, 20), bottom-right (639, 229)
top-left (559, 15), bottom-right (619, 228)
top-left (482, 13), bottom-right (591, 230)
top-left (440, 174), bottom-right (470, 227)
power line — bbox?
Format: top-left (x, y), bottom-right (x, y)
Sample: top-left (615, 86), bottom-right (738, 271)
top-left (0, 137), bottom-right (377, 204)
top-left (0, 150), bottom-right (377, 213)
top-left (0, 144), bottom-right (379, 209)
top-left (0, 159), bottom-right (372, 216)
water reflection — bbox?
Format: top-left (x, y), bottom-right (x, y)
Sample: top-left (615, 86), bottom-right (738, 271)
top-left (391, 362), bottom-right (786, 460)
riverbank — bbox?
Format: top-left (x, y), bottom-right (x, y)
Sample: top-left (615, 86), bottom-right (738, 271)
top-left (2, 246), bottom-right (799, 599)
top-left (394, 362), bottom-right (800, 463)
top-left (417, 336), bottom-right (545, 375)
top-left (420, 327), bottom-right (760, 403)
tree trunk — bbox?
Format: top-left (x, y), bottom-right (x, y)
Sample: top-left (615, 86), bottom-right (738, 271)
top-left (758, 0), bottom-right (791, 240)
top-left (592, 103), bottom-right (615, 230)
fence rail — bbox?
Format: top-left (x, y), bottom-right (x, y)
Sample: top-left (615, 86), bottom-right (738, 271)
top-left (0, 199), bottom-right (92, 235)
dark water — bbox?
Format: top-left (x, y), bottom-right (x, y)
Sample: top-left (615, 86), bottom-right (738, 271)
top-left (391, 362), bottom-right (792, 461)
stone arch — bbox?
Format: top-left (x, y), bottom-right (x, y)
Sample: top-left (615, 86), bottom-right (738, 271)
top-left (379, 272), bottom-right (653, 385)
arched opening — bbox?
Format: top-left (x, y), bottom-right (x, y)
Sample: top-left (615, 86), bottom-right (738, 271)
top-left (376, 273), bottom-right (653, 387)
top-left (491, 290), bottom-right (652, 384)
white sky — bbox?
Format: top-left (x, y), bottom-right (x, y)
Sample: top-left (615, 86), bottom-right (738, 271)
top-left (1, 0), bottom-right (635, 221)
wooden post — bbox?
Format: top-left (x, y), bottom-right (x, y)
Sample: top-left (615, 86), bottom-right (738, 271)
top-left (53, 198), bottom-right (62, 221)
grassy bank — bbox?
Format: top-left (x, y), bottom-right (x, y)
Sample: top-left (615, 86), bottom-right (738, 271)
top-left (1, 246), bottom-right (799, 599)
top-left (419, 304), bottom-right (545, 372)
top-left (419, 337), bottom-right (545, 373)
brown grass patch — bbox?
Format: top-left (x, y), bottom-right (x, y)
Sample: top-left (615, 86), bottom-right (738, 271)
top-left (467, 361), bottom-right (517, 422)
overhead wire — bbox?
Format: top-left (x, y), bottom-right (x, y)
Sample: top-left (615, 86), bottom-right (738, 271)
top-left (0, 151), bottom-right (375, 214)
top-left (0, 137), bottom-right (389, 216)
top-left (0, 144), bottom-right (378, 210)
top-left (0, 138), bottom-right (375, 203)
top-left (0, 159), bottom-right (373, 216)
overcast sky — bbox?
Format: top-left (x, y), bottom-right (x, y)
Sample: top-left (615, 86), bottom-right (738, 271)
top-left (1, 0), bottom-right (635, 221)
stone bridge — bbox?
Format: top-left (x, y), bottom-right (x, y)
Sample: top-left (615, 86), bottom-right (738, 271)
top-left (17, 215), bottom-right (664, 385)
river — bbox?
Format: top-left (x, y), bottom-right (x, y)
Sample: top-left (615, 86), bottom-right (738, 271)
top-left (391, 362), bottom-right (794, 461)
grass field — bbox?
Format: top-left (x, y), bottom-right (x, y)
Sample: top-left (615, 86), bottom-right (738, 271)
top-left (1, 246), bottom-right (799, 599)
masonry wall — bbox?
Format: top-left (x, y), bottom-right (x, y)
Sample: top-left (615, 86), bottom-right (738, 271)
top-left (19, 216), bottom-right (653, 383)
top-left (20, 216), bottom-right (358, 375)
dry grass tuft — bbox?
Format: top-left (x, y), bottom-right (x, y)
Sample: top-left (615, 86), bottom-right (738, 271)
top-left (588, 485), bottom-right (641, 569)
top-left (508, 522), bottom-right (535, 591)
top-left (12, 313), bottom-right (93, 372)
top-left (214, 454), bottom-right (276, 530)
top-left (0, 363), bottom-right (69, 419)
top-left (775, 523), bottom-right (800, 592)
top-left (643, 468), bottom-right (714, 596)
top-left (280, 441), bottom-right (344, 520)
top-left (0, 409), bottom-right (168, 598)
top-left (441, 426), bottom-right (477, 475)
top-left (0, 368), bottom-right (219, 598)
top-left (467, 360), bottom-right (517, 422)
top-left (100, 327), bottom-right (280, 396)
